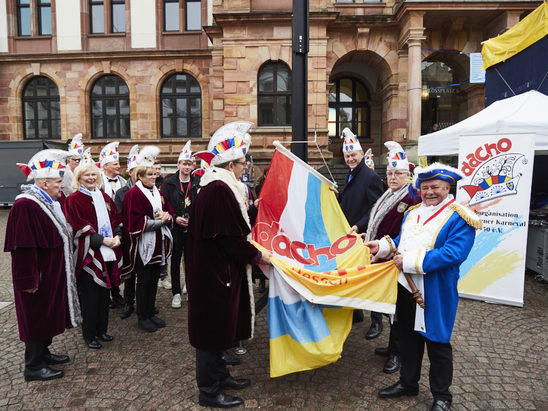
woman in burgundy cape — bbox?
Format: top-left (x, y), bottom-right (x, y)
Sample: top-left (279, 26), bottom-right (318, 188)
top-left (64, 163), bottom-right (123, 349)
top-left (121, 161), bottom-right (173, 333)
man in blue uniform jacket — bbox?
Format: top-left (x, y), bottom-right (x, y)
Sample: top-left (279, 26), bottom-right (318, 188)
top-left (365, 163), bottom-right (482, 411)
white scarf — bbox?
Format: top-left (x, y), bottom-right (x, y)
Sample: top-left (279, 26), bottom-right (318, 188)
top-left (79, 187), bottom-right (116, 262)
top-left (136, 180), bottom-right (172, 265)
top-left (200, 166), bottom-right (255, 337)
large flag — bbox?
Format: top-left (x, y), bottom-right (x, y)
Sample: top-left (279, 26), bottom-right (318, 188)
top-left (252, 143), bottom-right (399, 377)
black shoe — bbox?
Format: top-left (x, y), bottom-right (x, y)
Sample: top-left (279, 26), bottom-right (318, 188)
top-left (365, 321), bottom-right (383, 340)
top-left (149, 316), bottom-right (166, 328)
top-left (97, 333), bottom-right (114, 342)
top-left (222, 351), bottom-right (241, 366)
top-left (112, 292), bottom-right (125, 306)
top-left (85, 339), bottom-right (102, 349)
top-left (378, 381), bottom-right (418, 398)
top-left (221, 376), bottom-right (251, 390)
top-left (198, 392), bottom-right (243, 408)
top-left (374, 347), bottom-right (389, 357)
top-left (109, 299), bottom-right (116, 309)
top-left (383, 354), bottom-right (400, 374)
top-left (44, 353), bottom-right (70, 365)
top-left (154, 307), bottom-right (159, 314)
top-left (431, 399), bottom-right (451, 411)
top-left (24, 367), bottom-right (64, 382)
top-left (138, 318), bottom-right (158, 333)
top-left (120, 304), bottom-right (134, 319)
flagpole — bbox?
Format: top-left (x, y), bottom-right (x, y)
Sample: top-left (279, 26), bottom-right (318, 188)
top-left (274, 141), bottom-right (337, 188)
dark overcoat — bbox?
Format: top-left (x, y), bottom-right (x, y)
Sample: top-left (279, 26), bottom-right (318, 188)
top-left (5, 198), bottom-right (69, 343)
top-left (339, 158), bottom-right (384, 232)
top-left (186, 180), bottom-right (260, 351)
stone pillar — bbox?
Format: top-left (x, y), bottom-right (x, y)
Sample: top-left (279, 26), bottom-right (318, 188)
top-left (406, 36), bottom-right (424, 141)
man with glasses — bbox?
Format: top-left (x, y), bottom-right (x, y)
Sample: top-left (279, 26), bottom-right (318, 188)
top-left (363, 141), bottom-right (418, 374)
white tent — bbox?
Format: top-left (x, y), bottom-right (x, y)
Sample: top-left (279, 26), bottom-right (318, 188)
top-left (418, 90), bottom-right (548, 156)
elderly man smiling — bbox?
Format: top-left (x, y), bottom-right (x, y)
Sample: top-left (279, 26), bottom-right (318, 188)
top-left (365, 163), bottom-right (481, 411)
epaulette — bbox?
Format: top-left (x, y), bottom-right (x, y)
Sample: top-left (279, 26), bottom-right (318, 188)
top-left (404, 203), bottom-right (421, 215)
top-left (450, 203), bottom-right (482, 229)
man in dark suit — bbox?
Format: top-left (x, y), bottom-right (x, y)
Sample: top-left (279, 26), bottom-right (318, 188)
top-left (337, 127), bottom-right (384, 328)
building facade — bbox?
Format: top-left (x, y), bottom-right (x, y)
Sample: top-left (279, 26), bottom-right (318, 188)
top-left (0, 0), bottom-right (540, 168)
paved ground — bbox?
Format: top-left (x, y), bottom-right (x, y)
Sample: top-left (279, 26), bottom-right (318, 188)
top-left (0, 207), bottom-right (547, 410)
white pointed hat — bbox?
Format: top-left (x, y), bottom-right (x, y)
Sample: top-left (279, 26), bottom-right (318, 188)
top-left (68, 133), bottom-right (84, 157)
top-left (127, 144), bottom-right (140, 171)
top-left (197, 121), bottom-right (251, 167)
top-left (340, 127), bottom-right (362, 153)
top-left (137, 145), bottom-right (160, 168)
top-left (99, 142), bottom-right (120, 167)
top-left (178, 140), bottom-right (193, 162)
top-left (364, 148), bottom-right (374, 169)
top-left (17, 149), bottom-right (71, 181)
top-left (384, 141), bottom-right (409, 171)
top-left (208, 121), bottom-right (253, 151)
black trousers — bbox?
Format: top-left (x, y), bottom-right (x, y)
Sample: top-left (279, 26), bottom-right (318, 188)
top-left (397, 284), bottom-right (453, 402)
top-left (387, 318), bottom-right (400, 356)
top-left (79, 271), bottom-right (110, 341)
top-left (170, 229), bottom-right (187, 295)
top-left (24, 338), bottom-right (52, 371)
top-left (196, 349), bottom-right (230, 396)
top-left (135, 257), bottom-right (161, 321)
top-left (371, 310), bottom-right (383, 324)
top-left (123, 273), bottom-right (136, 305)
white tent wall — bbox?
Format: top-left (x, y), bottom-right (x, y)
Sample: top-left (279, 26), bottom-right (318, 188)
top-left (418, 90), bottom-right (548, 156)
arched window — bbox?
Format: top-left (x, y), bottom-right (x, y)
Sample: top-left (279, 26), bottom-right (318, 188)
top-left (421, 53), bottom-right (469, 134)
top-left (22, 76), bottom-right (61, 139)
top-left (90, 75), bottom-right (130, 139)
top-left (160, 72), bottom-right (202, 138)
top-left (258, 61), bottom-right (291, 126)
top-left (328, 77), bottom-right (370, 139)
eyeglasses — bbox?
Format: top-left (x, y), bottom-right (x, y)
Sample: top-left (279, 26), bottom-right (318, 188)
top-left (71, 158), bottom-right (81, 163)
top-left (234, 161), bottom-right (246, 165)
top-left (386, 171), bottom-right (408, 177)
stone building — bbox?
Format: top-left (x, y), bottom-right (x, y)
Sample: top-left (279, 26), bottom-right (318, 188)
top-left (0, 0), bottom-right (540, 170)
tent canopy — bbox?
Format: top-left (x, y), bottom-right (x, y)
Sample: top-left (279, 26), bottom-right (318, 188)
top-left (417, 90), bottom-right (548, 156)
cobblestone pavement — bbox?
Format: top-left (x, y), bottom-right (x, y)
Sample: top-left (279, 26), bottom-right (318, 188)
top-left (0, 208), bottom-right (547, 410)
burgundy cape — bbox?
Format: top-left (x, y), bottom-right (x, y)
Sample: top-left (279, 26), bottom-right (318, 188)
top-left (121, 185), bottom-right (173, 278)
top-left (5, 198), bottom-right (71, 342)
top-left (187, 180), bottom-right (260, 352)
top-left (375, 193), bottom-right (418, 240)
top-left (64, 190), bottom-right (123, 288)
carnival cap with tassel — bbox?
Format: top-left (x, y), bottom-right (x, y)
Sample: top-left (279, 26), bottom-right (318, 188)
top-left (17, 149), bottom-right (71, 181)
top-left (178, 140), bottom-right (193, 162)
top-left (127, 144), bottom-right (140, 171)
top-left (341, 127), bottom-right (363, 153)
top-left (413, 162), bottom-right (465, 190)
top-left (137, 145), bottom-right (160, 168)
top-left (68, 133), bottom-right (84, 157)
top-left (385, 141), bottom-right (410, 171)
top-left (99, 142), bottom-right (120, 167)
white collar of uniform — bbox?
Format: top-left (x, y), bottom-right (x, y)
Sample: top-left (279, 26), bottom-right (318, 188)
top-left (418, 194), bottom-right (454, 220)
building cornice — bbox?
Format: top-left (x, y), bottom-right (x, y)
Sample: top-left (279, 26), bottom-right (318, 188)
top-left (0, 49), bottom-right (212, 63)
